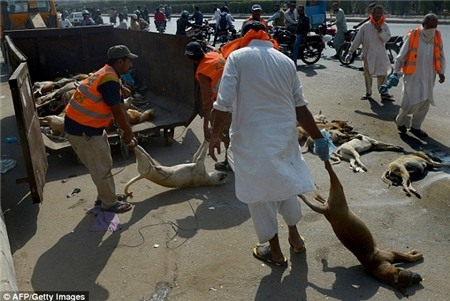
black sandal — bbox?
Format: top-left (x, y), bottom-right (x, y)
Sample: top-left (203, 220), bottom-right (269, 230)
top-left (102, 200), bottom-right (132, 214)
top-left (95, 194), bottom-right (128, 206)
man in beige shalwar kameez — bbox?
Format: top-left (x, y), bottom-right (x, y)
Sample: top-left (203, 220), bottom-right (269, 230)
top-left (348, 5), bottom-right (392, 101)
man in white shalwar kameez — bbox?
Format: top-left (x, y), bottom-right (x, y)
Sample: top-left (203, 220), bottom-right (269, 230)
top-left (393, 13), bottom-right (446, 139)
top-left (330, 2), bottom-right (347, 58)
top-left (208, 21), bottom-right (330, 267)
top-left (348, 5), bottom-right (392, 100)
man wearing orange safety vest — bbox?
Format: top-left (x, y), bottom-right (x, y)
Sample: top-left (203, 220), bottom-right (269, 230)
top-left (185, 41), bottom-right (231, 171)
top-left (393, 13), bottom-right (446, 139)
top-left (65, 45), bottom-right (138, 213)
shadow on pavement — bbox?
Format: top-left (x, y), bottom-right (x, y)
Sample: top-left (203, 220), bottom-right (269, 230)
top-left (297, 63), bottom-right (326, 77)
top-left (120, 182), bottom-right (248, 250)
top-left (30, 214), bottom-right (116, 300)
top-left (354, 97), bottom-right (400, 122)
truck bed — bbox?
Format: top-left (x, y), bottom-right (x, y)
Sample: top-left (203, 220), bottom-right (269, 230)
top-left (5, 25), bottom-right (200, 149)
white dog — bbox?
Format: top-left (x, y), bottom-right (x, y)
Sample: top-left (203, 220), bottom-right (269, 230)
top-left (124, 140), bottom-right (227, 197)
top-left (331, 134), bottom-right (404, 172)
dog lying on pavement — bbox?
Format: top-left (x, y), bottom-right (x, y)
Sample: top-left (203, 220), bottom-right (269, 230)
top-left (300, 161), bottom-right (423, 296)
top-left (331, 134), bottom-right (404, 172)
top-left (381, 151), bottom-right (449, 198)
top-left (124, 140), bottom-right (227, 197)
top-left (298, 119), bottom-right (358, 153)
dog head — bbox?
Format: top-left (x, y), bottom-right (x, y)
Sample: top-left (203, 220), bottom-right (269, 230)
top-left (389, 267), bottom-right (422, 295)
top-left (208, 171), bottom-right (228, 185)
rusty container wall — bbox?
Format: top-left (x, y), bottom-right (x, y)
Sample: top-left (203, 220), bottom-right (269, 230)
top-left (4, 26), bottom-right (120, 81)
top-left (111, 28), bottom-right (199, 123)
top-left (5, 25), bottom-right (200, 132)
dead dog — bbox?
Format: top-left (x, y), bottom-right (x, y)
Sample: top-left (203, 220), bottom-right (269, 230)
top-left (331, 134), bottom-right (404, 172)
top-left (298, 119), bottom-right (358, 153)
top-left (124, 140), bottom-right (227, 197)
top-left (382, 151), bottom-right (448, 198)
top-left (300, 161), bottom-right (423, 295)
top-left (39, 115), bottom-right (65, 136)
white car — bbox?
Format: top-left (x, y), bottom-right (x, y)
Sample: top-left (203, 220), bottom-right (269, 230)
top-left (68, 12), bottom-right (83, 26)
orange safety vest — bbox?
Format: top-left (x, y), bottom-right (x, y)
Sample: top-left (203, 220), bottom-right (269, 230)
top-left (195, 52), bottom-right (226, 100)
top-left (65, 64), bottom-right (120, 128)
top-left (402, 28), bottom-right (442, 75)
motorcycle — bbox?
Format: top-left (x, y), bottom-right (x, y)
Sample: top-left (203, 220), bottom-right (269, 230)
top-left (186, 21), bottom-right (216, 42)
top-left (215, 28), bottom-right (233, 45)
top-left (315, 23), bottom-right (337, 48)
top-left (271, 26), bottom-right (324, 65)
top-left (337, 28), bottom-right (404, 65)
top-left (155, 21), bottom-right (166, 33)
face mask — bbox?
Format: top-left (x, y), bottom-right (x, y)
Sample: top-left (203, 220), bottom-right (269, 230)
top-left (422, 27), bottom-right (436, 39)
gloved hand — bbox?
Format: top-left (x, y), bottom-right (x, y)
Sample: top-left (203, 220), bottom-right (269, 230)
top-left (313, 138), bottom-right (330, 161)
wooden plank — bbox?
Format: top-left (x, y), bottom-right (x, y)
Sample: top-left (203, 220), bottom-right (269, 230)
top-left (8, 63), bottom-right (48, 203)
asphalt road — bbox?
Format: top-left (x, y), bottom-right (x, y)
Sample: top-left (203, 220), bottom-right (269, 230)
top-left (1, 20), bottom-right (449, 301)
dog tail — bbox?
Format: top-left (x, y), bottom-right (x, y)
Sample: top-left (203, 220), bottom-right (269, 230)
top-left (123, 175), bottom-right (145, 198)
top-left (299, 194), bottom-right (327, 214)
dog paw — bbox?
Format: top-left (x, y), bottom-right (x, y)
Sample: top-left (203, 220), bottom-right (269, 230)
top-left (410, 250), bottom-right (423, 257)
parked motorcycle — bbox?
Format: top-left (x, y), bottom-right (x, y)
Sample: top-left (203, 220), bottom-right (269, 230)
top-left (337, 28), bottom-right (404, 65)
top-left (271, 26), bottom-right (324, 65)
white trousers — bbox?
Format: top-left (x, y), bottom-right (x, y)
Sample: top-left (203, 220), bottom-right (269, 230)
top-left (247, 195), bottom-right (302, 243)
top-left (396, 99), bottom-right (431, 130)
top-left (68, 131), bottom-right (117, 208)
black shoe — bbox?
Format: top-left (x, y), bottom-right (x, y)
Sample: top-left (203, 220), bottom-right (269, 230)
top-left (397, 125), bottom-right (407, 134)
top-left (361, 94), bottom-right (372, 100)
top-left (381, 93), bottom-right (393, 99)
top-left (410, 128), bottom-right (428, 139)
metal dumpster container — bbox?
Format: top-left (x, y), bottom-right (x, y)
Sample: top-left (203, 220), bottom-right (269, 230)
top-left (5, 25), bottom-right (200, 148)
top-left (4, 25), bottom-right (199, 202)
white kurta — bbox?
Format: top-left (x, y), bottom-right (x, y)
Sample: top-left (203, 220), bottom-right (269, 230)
top-left (214, 40), bottom-right (315, 204)
top-left (394, 30), bottom-right (446, 107)
top-left (333, 8), bottom-right (347, 50)
top-left (350, 21), bottom-right (391, 75)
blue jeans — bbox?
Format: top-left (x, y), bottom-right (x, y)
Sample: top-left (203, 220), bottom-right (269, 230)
top-left (292, 34), bottom-right (304, 65)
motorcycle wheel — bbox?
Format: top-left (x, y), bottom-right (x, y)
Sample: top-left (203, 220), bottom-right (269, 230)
top-left (386, 48), bottom-right (399, 64)
top-left (338, 42), bottom-right (356, 65)
top-left (300, 44), bottom-right (322, 65)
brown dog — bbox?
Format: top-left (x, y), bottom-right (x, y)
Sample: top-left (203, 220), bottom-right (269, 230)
top-left (300, 161), bottom-right (423, 295)
top-left (298, 119), bottom-right (358, 153)
top-left (382, 151), bottom-right (448, 198)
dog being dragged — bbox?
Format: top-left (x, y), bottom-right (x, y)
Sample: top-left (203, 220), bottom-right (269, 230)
top-left (124, 140), bottom-right (227, 197)
top-left (300, 161), bottom-right (423, 295)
